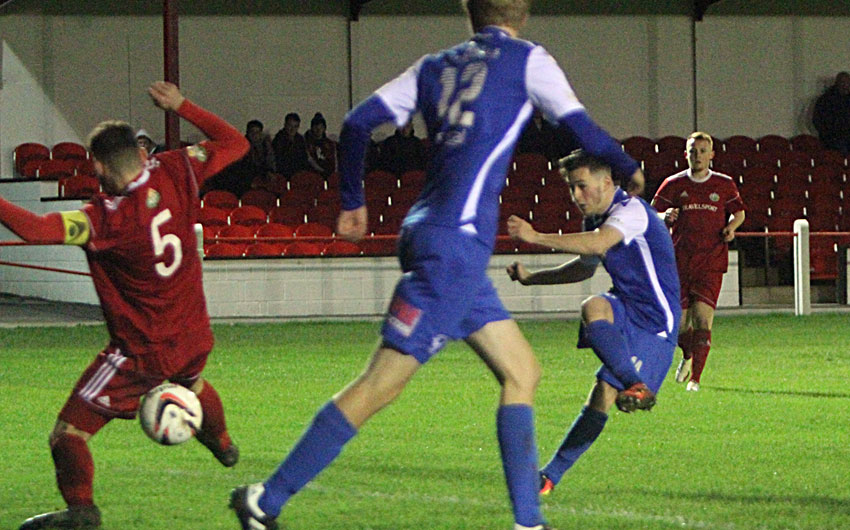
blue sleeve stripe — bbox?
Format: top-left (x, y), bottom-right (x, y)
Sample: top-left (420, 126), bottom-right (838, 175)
top-left (339, 96), bottom-right (398, 210)
top-left (559, 111), bottom-right (639, 181)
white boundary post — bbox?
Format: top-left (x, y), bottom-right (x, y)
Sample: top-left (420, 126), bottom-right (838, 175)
top-left (793, 219), bottom-right (811, 316)
top-left (195, 223), bottom-right (205, 262)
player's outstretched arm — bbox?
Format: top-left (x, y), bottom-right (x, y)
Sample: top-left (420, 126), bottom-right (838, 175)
top-left (507, 258), bottom-right (595, 285)
top-left (507, 214), bottom-right (623, 256)
top-left (147, 81), bottom-right (249, 180)
top-left (0, 196), bottom-right (68, 244)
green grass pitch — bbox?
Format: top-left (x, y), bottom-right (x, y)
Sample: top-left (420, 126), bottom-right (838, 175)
top-left (1, 314), bottom-right (849, 529)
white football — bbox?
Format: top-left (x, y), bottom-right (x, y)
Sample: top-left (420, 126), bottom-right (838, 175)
top-left (139, 383), bottom-right (203, 445)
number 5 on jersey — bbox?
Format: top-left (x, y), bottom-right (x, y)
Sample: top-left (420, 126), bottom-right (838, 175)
top-left (151, 209), bottom-right (182, 278)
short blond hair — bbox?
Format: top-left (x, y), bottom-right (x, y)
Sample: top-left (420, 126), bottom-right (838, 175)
top-left (462, 0), bottom-right (530, 33)
top-left (687, 131), bottom-right (713, 151)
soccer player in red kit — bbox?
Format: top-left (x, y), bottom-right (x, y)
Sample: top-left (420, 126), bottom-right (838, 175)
top-left (1, 81), bottom-right (249, 529)
top-left (651, 132), bottom-right (745, 392)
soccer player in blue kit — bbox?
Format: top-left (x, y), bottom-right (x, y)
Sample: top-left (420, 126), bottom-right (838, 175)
top-left (506, 149), bottom-right (680, 497)
top-left (231, 1), bottom-right (643, 528)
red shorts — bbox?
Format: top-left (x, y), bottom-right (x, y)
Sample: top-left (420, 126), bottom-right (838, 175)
top-left (679, 268), bottom-right (724, 310)
top-left (59, 345), bottom-right (208, 433)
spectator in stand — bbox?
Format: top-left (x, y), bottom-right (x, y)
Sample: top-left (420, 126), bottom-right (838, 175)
top-left (813, 71), bottom-right (850, 153)
top-left (304, 112), bottom-right (337, 178)
top-left (201, 120), bottom-right (274, 196)
top-left (272, 113), bottom-right (309, 179)
top-left (246, 119), bottom-right (276, 176)
top-left (377, 120), bottom-right (426, 175)
top-left (135, 129), bottom-right (164, 156)
top-left (516, 108), bottom-right (559, 162)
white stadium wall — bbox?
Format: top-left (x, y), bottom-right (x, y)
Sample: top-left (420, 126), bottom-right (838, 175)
top-left (0, 8), bottom-right (846, 310)
top-left (200, 252), bottom-right (740, 320)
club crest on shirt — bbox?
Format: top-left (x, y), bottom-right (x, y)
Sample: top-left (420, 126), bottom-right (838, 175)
top-left (387, 295), bottom-right (422, 337)
top-left (187, 144), bottom-right (208, 162)
top-left (146, 188), bottom-right (161, 209)
top-left (709, 192), bottom-right (720, 202)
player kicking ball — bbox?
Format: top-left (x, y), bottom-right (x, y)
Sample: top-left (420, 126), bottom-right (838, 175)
top-left (506, 149), bottom-right (681, 496)
top-left (3, 81), bottom-right (248, 529)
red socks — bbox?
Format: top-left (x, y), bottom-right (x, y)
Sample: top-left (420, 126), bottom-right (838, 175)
top-left (690, 329), bottom-right (712, 383)
top-left (195, 381), bottom-right (232, 451)
top-left (51, 433), bottom-right (95, 507)
top-left (677, 327), bottom-right (694, 360)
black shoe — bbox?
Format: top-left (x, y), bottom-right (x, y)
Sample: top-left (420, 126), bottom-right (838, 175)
top-left (230, 484), bottom-right (279, 530)
top-left (19, 505), bottom-right (101, 529)
top-left (197, 433), bottom-right (239, 467)
top-left (214, 443), bottom-right (240, 467)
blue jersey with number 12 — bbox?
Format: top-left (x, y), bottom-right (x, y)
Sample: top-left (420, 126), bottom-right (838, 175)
top-left (339, 26), bottom-right (638, 249)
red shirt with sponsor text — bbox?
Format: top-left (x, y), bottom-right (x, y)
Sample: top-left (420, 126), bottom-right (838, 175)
top-left (652, 169), bottom-right (745, 273)
top-left (80, 101), bottom-right (247, 373)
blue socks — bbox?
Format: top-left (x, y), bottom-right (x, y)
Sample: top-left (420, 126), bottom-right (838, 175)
top-left (542, 406), bottom-right (608, 484)
top-left (497, 404), bottom-right (544, 528)
top-left (583, 320), bottom-right (641, 387)
top-left (259, 401), bottom-right (357, 517)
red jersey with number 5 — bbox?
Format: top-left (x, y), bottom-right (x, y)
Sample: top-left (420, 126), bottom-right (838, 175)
top-left (652, 169), bottom-right (745, 273)
top-left (79, 101), bottom-right (247, 371)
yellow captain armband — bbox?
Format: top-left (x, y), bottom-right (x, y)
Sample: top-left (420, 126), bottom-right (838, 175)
top-left (59, 210), bottom-right (91, 246)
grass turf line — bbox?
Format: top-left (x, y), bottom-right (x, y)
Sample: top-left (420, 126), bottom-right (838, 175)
top-left (1, 314), bottom-right (849, 529)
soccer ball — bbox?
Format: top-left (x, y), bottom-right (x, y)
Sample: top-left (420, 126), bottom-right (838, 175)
top-left (139, 383), bottom-right (203, 445)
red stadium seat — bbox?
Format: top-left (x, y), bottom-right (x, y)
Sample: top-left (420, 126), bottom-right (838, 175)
top-left (203, 190), bottom-right (239, 210)
top-left (51, 141), bottom-right (88, 161)
top-left (74, 158), bottom-right (96, 176)
top-left (811, 150), bottom-right (847, 167)
top-left (218, 224), bottom-right (255, 241)
top-left (18, 159), bottom-right (44, 179)
top-left (722, 135), bottom-right (757, 153)
top-left (365, 169), bottom-right (399, 193)
top-left (388, 187), bottom-right (421, 208)
top-left (399, 169), bottom-right (426, 189)
top-left (513, 152), bottom-right (550, 174)
top-left (60, 175), bottom-right (100, 198)
top-left (306, 204), bottom-right (339, 227)
top-left (358, 235), bottom-right (397, 256)
top-left (711, 151), bottom-right (746, 177)
top-left (289, 170), bottom-right (326, 196)
top-left (810, 239), bottom-right (838, 280)
top-left (656, 135), bottom-right (686, 154)
top-left (269, 205), bottom-right (307, 226)
top-left (229, 205), bottom-right (268, 226)
top-left (204, 242), bottom-right (246, 258)
top-left (620, 136), bottom-right (656, 160)
top-left (240, 189), bottom-right (278, 212)
top-left (322, 240), bottom-right (362, 256)
top-left (255, 222), bottom-right (296, 239)
top-left (740, 167), bottom-right (777, 189)
top-left (198, 206), bottom-right (229, 227)
top-left (776, 150), bottom-right (813, 169)
top-left (202, 225), bottom-right (220, 243)
top-left (13, 143), bottom-right (50, 175)
top-left (244, 242), bottom-right (284, 257)
top-left (294, 222), bottom-right (333, 238)
top-left (36, 159), bottom-right (76, 180)
top-left (315, 188), bottom-right (341, 209)
top-left (789, 134), bottom-right (822, 153)
top-left (743, 151), bottom-right (778, 169)
top-left (283, 241), bottom-right (322, 256)
top-left (757, 135), bottom-right (790, 153)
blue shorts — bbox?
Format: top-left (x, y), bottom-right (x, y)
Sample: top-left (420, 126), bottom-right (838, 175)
top-left (380, 224), bottom-right (511, 364)
top-left (578, 293), bottom-right (675, 393)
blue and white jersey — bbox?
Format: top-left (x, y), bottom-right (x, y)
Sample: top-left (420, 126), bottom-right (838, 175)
top-left (584, 188), bottom-right (681, 339)
top-left (339, 26), bottom-right (638, 248)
